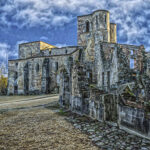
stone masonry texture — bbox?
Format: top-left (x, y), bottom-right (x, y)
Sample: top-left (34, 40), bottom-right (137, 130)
top-left (8, 9), bottom-right (150, 140)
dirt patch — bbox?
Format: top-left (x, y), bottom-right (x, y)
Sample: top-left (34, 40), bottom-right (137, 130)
top-left (0, 96), bottom-right (98, 150)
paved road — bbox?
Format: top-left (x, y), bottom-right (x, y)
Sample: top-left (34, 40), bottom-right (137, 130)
top-left (0, 95), bottom-right (59, 110)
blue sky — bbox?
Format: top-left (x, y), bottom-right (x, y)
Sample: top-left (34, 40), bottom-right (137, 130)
top-left (0, 0), bottom-right (150, 67)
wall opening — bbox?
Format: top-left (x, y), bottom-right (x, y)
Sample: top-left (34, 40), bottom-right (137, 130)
top-left (100, 44), bottom-right (103, 50)
top-left (65, 50), bottom-right (68, 54)
top-left (96, 15), bottom-right (98, 29)
top-left (130, 50), bottom-right (134, 55)
top-left (104, 14), bottom-right (107, 23)
top-left (36, 63), bottom-right (39, 73)
top-left (55, 62), bottom-right (58, 71)
top-left (14, 71), bottom-right (18, 94)
top-left (14, 85), bottom-right (18, 94)
top-left (107, 71), bottom-right (110, 88)
top-left (87, 72), bottom-right (92, 82)
top-left (24, 63), bottom-right (29, 94)
top-left (86, 21), bottom-right (90, 32)
top-left (102, 72), bottom-right (104, 87)
top-left (130, 59), bottom-right (134, 69)
top-left (14, 72), bottom-right (18, 80)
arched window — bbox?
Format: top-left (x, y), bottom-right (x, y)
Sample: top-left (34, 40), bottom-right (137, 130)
top-left (36, 63), bottom-right (39, 72)
top-left (100, 44), bottom-right (103, 50)
top-left (14, 72), bottom-right (18, 80)
top-left (16, 62), bottom-right (18, 67)
top-left (96, 15), bottom-right (98, 29)
top-left (130, 59), bottom-right (134, 69)
top-left (55, 62), bottom-right (58, 71)
top-left (86, 21), bottom-right (90, 32)
top-left (130, 50), bottom-right (134, 55)
top-left (104, 14), bottom-right (107, 23)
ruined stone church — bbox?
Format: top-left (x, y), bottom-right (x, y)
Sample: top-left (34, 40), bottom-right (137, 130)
top-left (8, 10), bottom-right (150, 139)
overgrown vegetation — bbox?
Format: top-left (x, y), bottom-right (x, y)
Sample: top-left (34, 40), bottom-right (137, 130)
top-left (57, 109), bottom-right (69, 116)
top-left (0, 64), bottom-right (8, 95)
top-left (145, 101), bottom-right (150, 113)
top-left (0, 75), bottom-right (7, 95)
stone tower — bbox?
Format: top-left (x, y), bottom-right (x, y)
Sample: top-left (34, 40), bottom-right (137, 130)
top-left (77, 10), bottom-right (117, 46)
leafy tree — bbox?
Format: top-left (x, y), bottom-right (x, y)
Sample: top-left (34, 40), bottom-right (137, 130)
top-left (0, 75), bottom-right (7, 95)
top-left (0, 64), bottom-right (8, 95)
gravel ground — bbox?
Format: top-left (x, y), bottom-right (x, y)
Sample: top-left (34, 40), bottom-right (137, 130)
top-left (0, 96), bottom-right (99, 150)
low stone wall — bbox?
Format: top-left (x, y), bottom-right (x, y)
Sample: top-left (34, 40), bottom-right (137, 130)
top-left (70, 96), bottom-right (83, 114)
top-left (89, 99), bottom-right (104, 121)
top-left (60, 94), bottom-right (150, 139)
top-left (118, 105), bottom-right (150, 139)
top-left (60, 94), bottom-right (112, 122)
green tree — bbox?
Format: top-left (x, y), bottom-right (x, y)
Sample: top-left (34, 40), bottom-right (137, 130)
top-left (0, 64), bottom-right (8, 95)
top-left (0, 75), bottom-right (7, 95)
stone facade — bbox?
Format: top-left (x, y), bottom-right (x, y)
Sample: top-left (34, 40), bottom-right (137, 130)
top-left (8, 41), bottom-right (83, 95)
top-left (8, 10), bottom-right (150, 139)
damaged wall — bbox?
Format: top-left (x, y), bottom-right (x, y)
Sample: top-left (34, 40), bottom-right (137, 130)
top-left (119, 105), bottom-right (150, 138)
top-left (7, 9), bottom-right (150, 140)
top-left (59, 9), bottom-right (149, 139)
top-left (8, 45), bottom-right (83, 95)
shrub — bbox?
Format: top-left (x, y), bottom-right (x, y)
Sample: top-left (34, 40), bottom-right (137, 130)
top-left (0, 75), bottom-right (7, 95)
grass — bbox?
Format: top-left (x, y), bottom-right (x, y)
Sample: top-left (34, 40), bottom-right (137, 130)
top-left (57, 109), bottom-right (68, 116)
top-left (45, 102), bottom-right (60, 110)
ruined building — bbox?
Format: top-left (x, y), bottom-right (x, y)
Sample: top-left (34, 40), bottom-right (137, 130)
top-left (8, 10), bottom-right (150, 139)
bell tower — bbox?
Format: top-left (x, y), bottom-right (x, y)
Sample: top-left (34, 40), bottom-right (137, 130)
top-left (77, 9), bottom-right (117, 46)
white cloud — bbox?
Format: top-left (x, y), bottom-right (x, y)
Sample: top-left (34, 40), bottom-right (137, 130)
top-left (0, 0), bottom-right (150, 49)
top-left (0, 0), bottom-right (103, 28)
top-left (0, 43), bottom-right (10, 60)
top-left (40, 36), bottom-right (49, 41)
top-left (55, 43), bottom-right (69, 48)
top-left (0, 40), bottom-right (28, 67)
top-left (0, 43), bottom-right (10, 70)
top-left (51, 15), bottom-right (73, 26)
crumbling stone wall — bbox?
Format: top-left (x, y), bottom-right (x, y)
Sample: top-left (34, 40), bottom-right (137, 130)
top-left (8, 45), bottom-right (84, 95)
top-left (7, 9), bottom-right (150, 139)
top-left (77, 10), bottom-right (117, 47)
top-left (59, 10), bottom-right (150, 139)
top-left (118, 44), bottom-right (145, 71)
top-left (19, 41), bottom-right (55, 59)
top-left (119, 105), bottom-right (150, 137)
top-left (19, 42), bottom-right (41, 59)
top-left (95, 42), bottom-right (119, 90)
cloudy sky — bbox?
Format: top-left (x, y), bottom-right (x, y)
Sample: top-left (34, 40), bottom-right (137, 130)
top-left (0, 0), bottom-right (150, 67)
